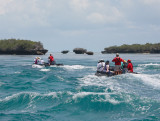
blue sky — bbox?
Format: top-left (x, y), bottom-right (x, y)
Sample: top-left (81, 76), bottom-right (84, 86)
top-left (0, 0), bottom-right (160, 52)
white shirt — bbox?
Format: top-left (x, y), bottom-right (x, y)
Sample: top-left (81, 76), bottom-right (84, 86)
top-left (40, 60), bottom-right (45, 64)
top-left (37, 59), bottom-right (44, 64)
top-left (97, 62), bottom-right (105, 72)
top-left (106, 65), bottom-right (109, 72)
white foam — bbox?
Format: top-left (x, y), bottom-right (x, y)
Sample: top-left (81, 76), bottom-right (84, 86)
top-left (72, 92), bottom-right (92, 99)
top-left (132, 74), bottom-right (160, 89)
top-left (103, 94), bottom-right (120, 104)
top-left (22, 64), bottom-right (32, 66)
top-left (62, 65), bottom-right (95, 70)
top-left (0, 92), bottom-right (59, 102)
top-left (57, 75), bottom-right (64, 81)
top-left (135, 67), bottom-right (144, 72)
top-left (138, 63), bottom-right (160, 67)
top-left (14, 71), bottom-right (21, 74)
top-left (40, 69), bottom-right (50, 72)
top-left (78, 74), bottom-right (117, 87)
top-left (34, 76), bottom-right (47, 82)
top-left (0, 92), bottom-right (39, 102)
top-left (66, 91), bottom-right (73, 95)
top-left (136, 63), bottom-right (160, 72)
top-left (72, 92), bottom-right (120, 104)
top-left (49, 65), bottom-right (57, 67)
top-left (44, 92), bottom-right (57, 98)
top-left (0, 82), bottom-right (3, 87)
top-left (32, 64), bottom-right (44, 68)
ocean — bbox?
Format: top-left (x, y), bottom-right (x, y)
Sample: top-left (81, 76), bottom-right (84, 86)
top-left (0, 53), bottom-right (160, 121)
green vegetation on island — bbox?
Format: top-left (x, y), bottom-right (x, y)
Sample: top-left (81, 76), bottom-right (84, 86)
top-left (73, 48), bottom-right (94, 55)
top-left (61, 50), bottom-right (69, 54)
top-left (102, 43), bottom-right (160, 54)
top-left (0, 39), bottom-right (48, 55)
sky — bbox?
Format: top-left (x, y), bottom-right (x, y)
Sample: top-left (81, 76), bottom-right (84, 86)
top-left (0, 0), bottom-right (160, 52)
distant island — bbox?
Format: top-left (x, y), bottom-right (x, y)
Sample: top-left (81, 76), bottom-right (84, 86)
top-left (73, 48), bottom-right (87, 54)
top-left (73, 48), bottom-right (94, 55)
top-left (61, 50), bottom-right (69, 54)
top-left (0, 39), bottom-right (48, 55)
top-left (102, 43), bottom-right (160, 54)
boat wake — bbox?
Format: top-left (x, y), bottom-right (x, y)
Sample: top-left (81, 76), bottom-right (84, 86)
top-left (132, 74), bottom-right (160, 89)
top-left (61, 65), bottom-right (95, 71)
top-left (32, 64), bottom-right (44, 68)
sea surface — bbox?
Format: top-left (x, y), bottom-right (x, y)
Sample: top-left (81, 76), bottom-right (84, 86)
top-left (0, 53), bottom-right (160, 121)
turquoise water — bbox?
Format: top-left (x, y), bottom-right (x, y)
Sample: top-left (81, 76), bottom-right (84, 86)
top-left (0, 53), bottom-right (160, 121)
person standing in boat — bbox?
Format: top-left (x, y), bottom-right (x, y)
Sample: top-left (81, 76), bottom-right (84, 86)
top-left (127, 59), bottom-right (133, 73)
top-left (112, 53), bottom-right (124, 75)
top-left (49, 54), bottom-right (55, 65)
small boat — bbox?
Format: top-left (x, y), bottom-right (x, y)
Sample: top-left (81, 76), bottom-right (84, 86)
top-left (95, 66), bottom-right (139, 76)
top-left (95, 71), bottom-right (139, 77)
top-left (44, 63), bottom-right (63, 67)
top-left (95, 71), bottom-right (115, 77)
top-left (33, 62), bottom-right (63, 67)
top-left (95, 66), bottom-right (115, 77)
top-left (33, 57), bottom-right (63, 67)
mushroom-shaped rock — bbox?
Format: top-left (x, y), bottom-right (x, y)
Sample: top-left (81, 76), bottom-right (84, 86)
top-left (61, 50), bottom-right (69, 54)
top-left (86, 51), bottom-right (94, 55)
top-left (73, 48), bottom-right (87, 54)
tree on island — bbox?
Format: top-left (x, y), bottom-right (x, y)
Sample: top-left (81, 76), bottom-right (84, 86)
top-left (0, 39), bottom-right (48, 55)
top-left (102, 43), bottom-right (160, 53)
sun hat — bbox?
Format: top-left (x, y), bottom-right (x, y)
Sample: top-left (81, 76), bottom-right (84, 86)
top-left (116, 53), bottom-right (119, 56)
top-left (99, 59), bottom-right (104, 62)
top-left (127, 59), bottom-right (131, 62)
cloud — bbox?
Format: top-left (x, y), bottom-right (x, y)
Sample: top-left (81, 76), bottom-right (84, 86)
top-left (149, 24), bottom-right (160, 31)
top-left (70, 0), bottom-right (125, 25)
top-left (0, 0), bottom-right (13, 15)
top-left (87, 13), bottom-right (106, 24)
top-left (86, 8), bottom-right (123, 24)
top-left (142, 0), bottom-right (160, 4)
top-left (0, 0), bottom-right (160, 52)
top-left (0, 0), bottom-right (58, 27)
top-left (0, 0), bottom-right (157, 30)
top-left (70, 0), bottom-right (89, 12)
top-left (0, 0), bottom-right (159, 33)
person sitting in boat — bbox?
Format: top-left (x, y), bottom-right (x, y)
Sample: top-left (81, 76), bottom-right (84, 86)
top-left (97, 59), bottom-right (105, 72)
top-left (127, 59), bottom-right (133, 73)
top-left (48, 57), bottom-right (50, 64)
top-left (102, 61), bottom-right (114, 76)
top-left (34, 57), bottom-right (38, 64)
top-left (102, 61), bottom-right (110, 73)
top-left (112, 53), bottom-right (124, 75)
top-left (34, 57), bottom-right (41, 64)
top-left (121, 60), bottom-right (128, 73)
top-left (35, 57), bottom-right (44, 65)
top-left (39, 58), bottom-right (45, 65)
top-left (49, 54), bottom-right (56, 65)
